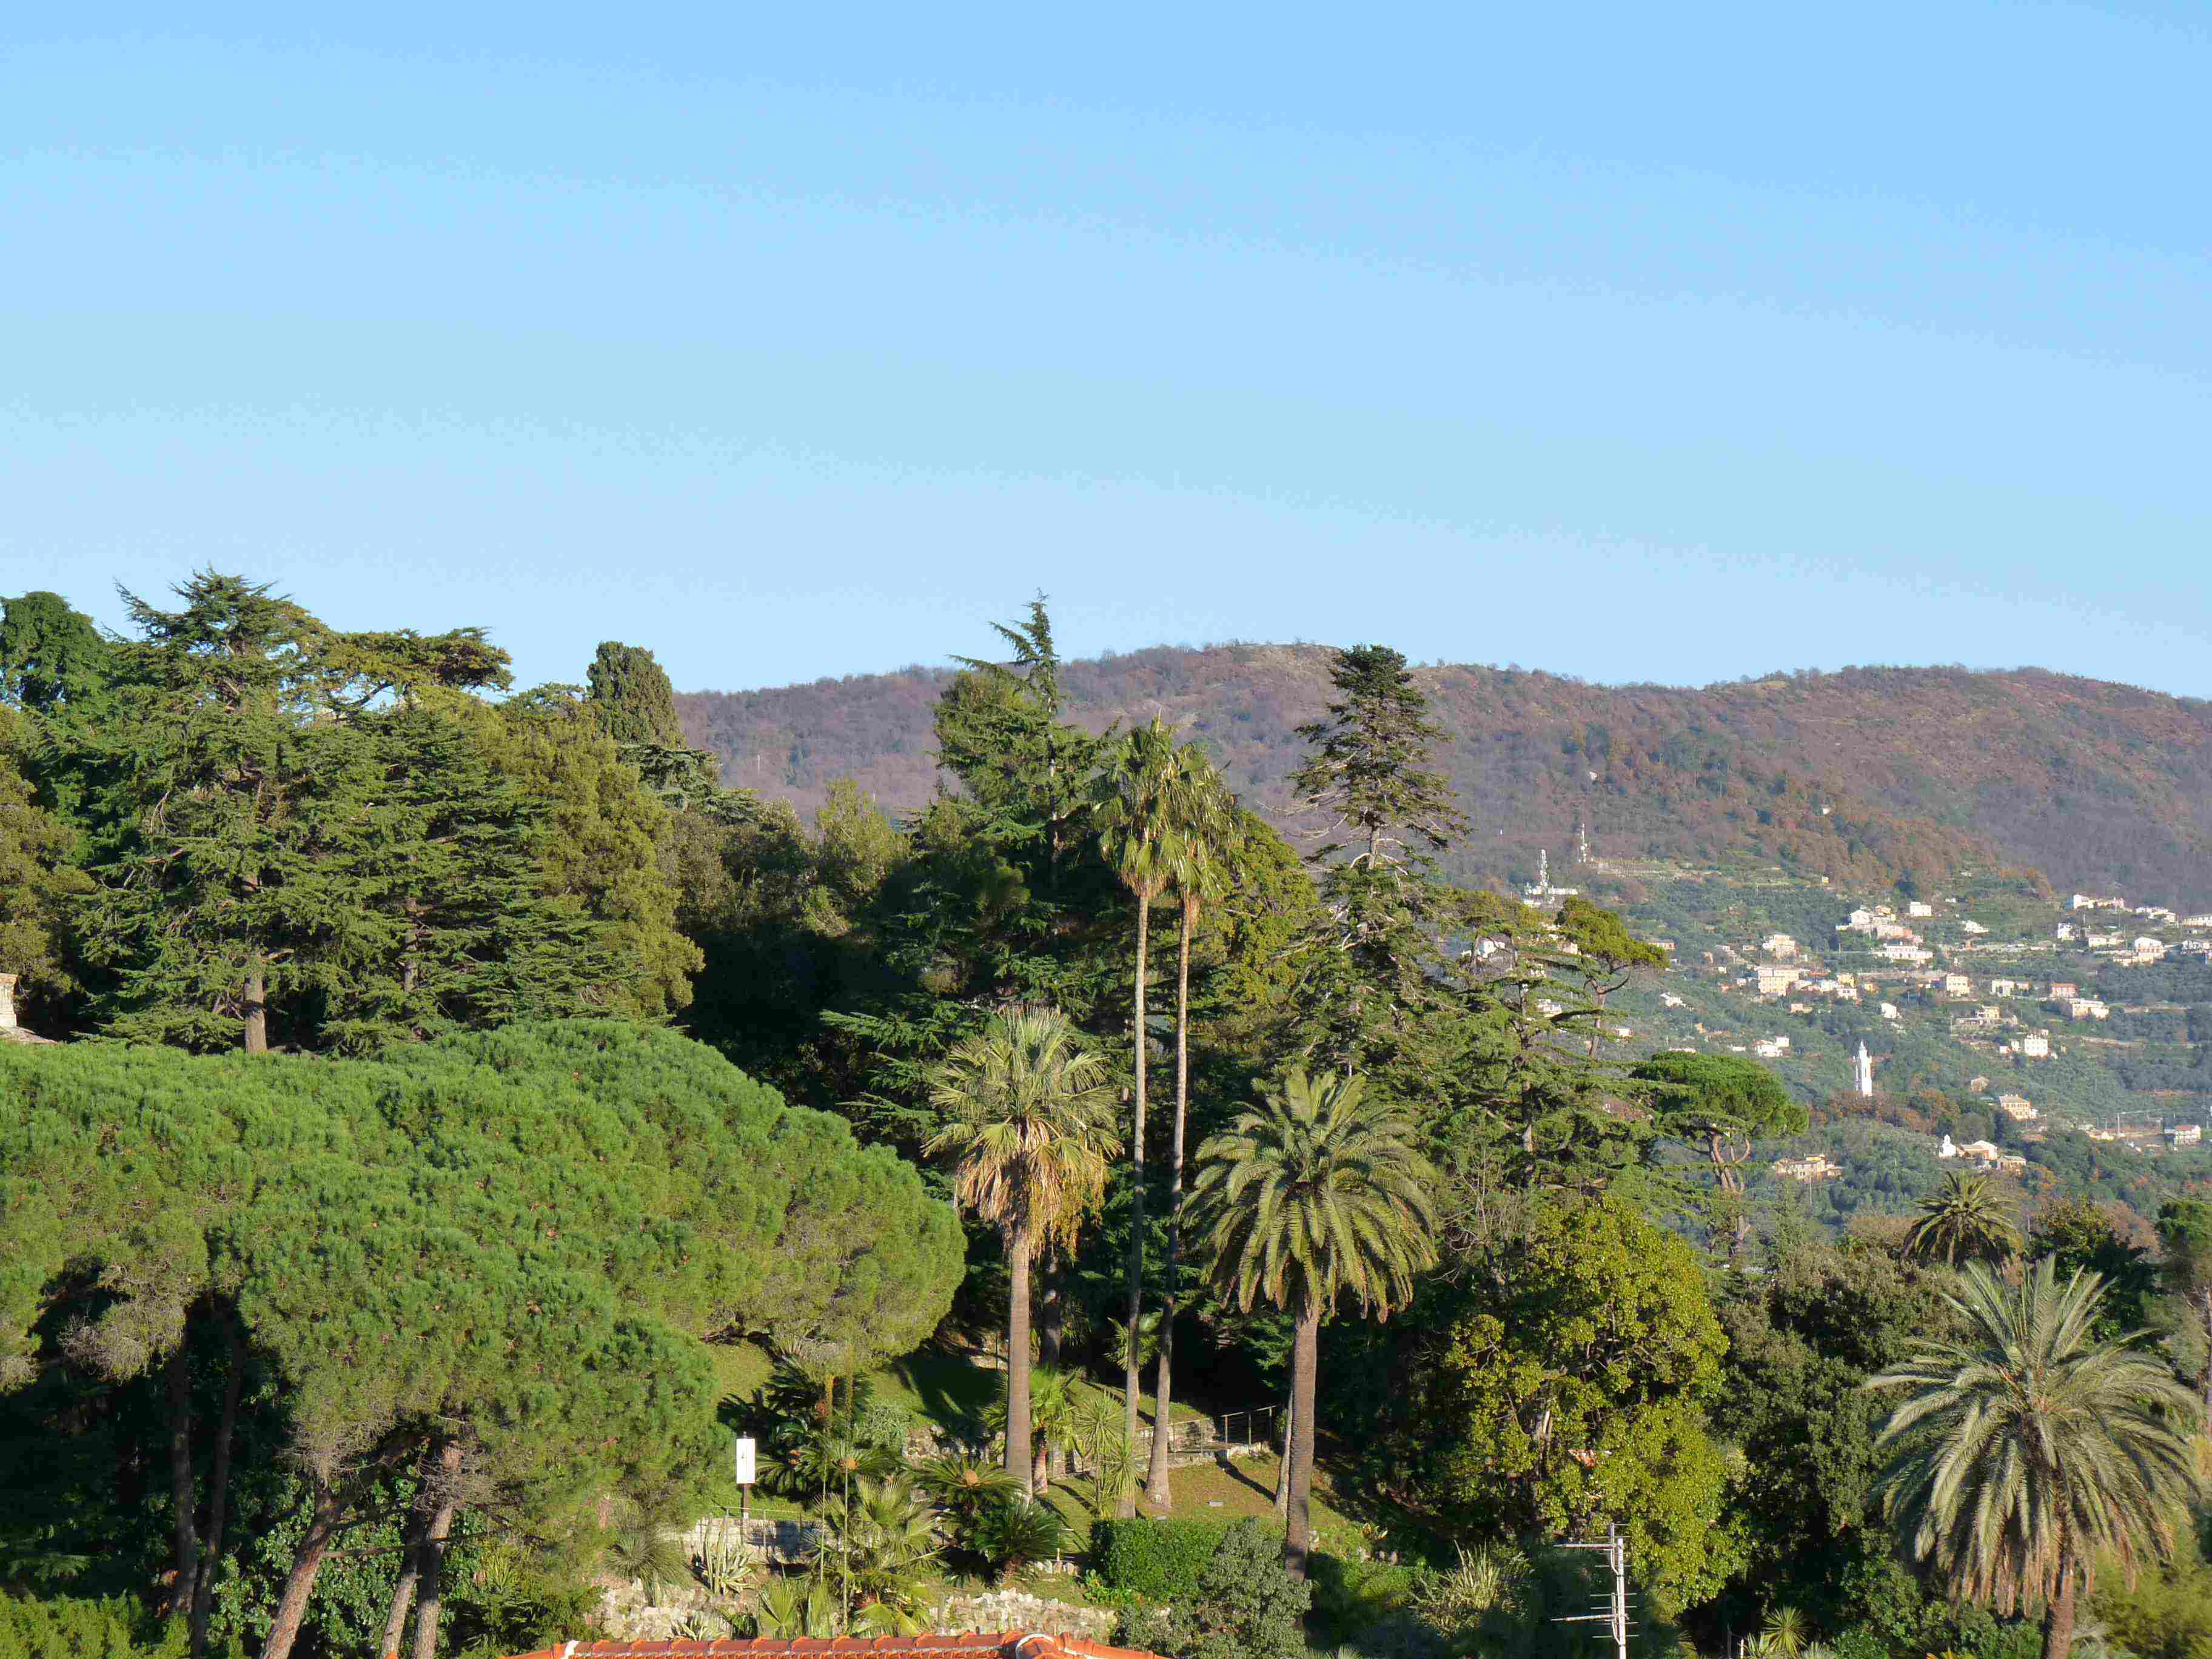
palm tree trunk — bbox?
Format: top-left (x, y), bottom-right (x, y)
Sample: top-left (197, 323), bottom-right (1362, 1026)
top-left (408, 1441), bottom-right (464, 1659)
top-left (1038, 1270), bottom-right (1062, 1371)
top-left (167, 1346), bottom-right (201, 1623)
top-left (1285, 1301), bottom-right (1321, 1580)
top-left (1273, 1384), bottom-right (1293, 1517)
top-left (190, 1318), bottom-right (247, 1659)
top-left (2042, 1552), bottom-right (2079, 1659)
top-left (1007, 1230), bottom-right (1035, 1499)
top-left (1145, 899), bottom-right (1196, 1506)
top-left (260, 1481), bottom-right (344, 1659)
top-left (1121, 891), bottom-right (1151, 1517)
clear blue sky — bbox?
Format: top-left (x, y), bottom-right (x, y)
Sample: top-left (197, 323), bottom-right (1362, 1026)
top-left (4, 5), bottom-right (2208, 697)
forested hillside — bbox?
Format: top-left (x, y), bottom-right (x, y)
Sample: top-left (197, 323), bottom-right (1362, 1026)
top-left (682, 648), bottom-right (2212, 908)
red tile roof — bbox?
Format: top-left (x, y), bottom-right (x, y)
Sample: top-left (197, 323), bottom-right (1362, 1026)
top-left (502, 1634), bottom-right (1162, 1659)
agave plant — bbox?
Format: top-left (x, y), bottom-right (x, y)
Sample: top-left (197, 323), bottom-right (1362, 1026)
top-left (692, 1512), bottom-right (757, 1600)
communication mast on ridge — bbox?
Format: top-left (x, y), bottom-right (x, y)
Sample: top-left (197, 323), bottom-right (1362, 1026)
top-left (1577, 816), bottom-right (1592, 864)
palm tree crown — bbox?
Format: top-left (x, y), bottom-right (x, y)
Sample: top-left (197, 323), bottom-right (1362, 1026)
top-left (926, 1007), bottom-right (1122, 1257)
top-left (1866, 1260), bottom-right (2200, 1659)
top-left (1188, 1066), bottom-right (1436, 1577)
top-left (1091, 717), bottom-right (1190, 904)
top-left (927, 1005), bottom-right (1121, 1497)
top-left (1905, 1171), bottom-right (2021, 1269)
top-left (1190, 1067), bottom-right (1439, 1324)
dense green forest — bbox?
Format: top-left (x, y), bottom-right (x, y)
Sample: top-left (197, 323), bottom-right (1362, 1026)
top-left (7, 577), bottom-right (2212, 1659)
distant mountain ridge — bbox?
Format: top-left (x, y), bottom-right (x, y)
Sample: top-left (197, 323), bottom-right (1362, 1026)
top-left (678, 647), bottom-right (2212, 910)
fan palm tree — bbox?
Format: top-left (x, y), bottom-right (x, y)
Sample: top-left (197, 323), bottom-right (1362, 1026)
top-left (1145, 751), bottom-right (1247, 1506)
top-left (927, 1005), bottom-right (1122, 1498)
top-left (1091, 716), bottom-right (1192, 1509)
top-left (1866, 1260), bottom-right (2202, 1659)
top-left (1187, 1067), bottom-right (1438, 1577)
top-left (1905, 1170), bottom-right (2021, 1268)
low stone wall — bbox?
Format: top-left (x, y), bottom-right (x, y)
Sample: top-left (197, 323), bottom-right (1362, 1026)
top-left (939, 1589), bottom-right (1118, 1643)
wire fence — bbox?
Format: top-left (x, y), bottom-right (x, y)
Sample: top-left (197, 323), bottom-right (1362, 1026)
top-left (1216, 1403), bottom-right (1283, 1447)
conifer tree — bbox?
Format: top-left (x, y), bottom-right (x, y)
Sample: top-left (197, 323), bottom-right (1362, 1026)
top-left (1289, 645), bottom-right (1471, 1094)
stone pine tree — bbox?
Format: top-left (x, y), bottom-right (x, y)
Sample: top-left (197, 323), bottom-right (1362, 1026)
top-left (1091, 717), bottom-right (1191, 1507)
top-left (1288, 645), bottom-right (1470, 1093)
top-left (1634, 1050), bottom-right (1807, 1256)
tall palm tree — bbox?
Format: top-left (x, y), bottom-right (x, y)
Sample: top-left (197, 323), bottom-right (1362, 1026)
top-left (1866, 1260), bottom-right (2202, 1659)
top-left (1905, 1170), bottom-right (2021, 1268)
top-left (1145, 754), bottom-right (1246, 1506)
top-left (1187, 1068), bottom-right (1437, 1577)
top-left (1091, 717), bottom-right (1190, 1509)
top-left (927, 1006), bottom-right (1122, 1498)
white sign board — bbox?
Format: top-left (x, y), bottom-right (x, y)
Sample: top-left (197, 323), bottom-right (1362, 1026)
top-left (733, 1435), bottom-right (756, 1487)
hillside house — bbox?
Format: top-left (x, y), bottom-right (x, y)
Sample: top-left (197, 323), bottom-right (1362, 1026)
top-left (1990, 977), bottom-right (2022, 996)
top-left (2056, 924), bottom-right (2078, 942)
top-left (2048, 982), bottom-right (2079, 1002)
top-left (1754, 1036), bottom-right (1791, 1058)
top-left (1756, 964), bottom-right (1806, 997)
top-left (1880, 1001), bottom-right (1900, 1020)
top-left (2066, 997), bottom-right (2111, 1021)
top-left (1772, 1151), bottom-right (1842, 1181)
top-left (1995, 1153), bottom-right (2028, 1175)
top-left (1908, 901), bottom-right (1935, 917)
top-left (2140, 907), bottom-right (2177, 923)
top-left (1882, 943), bottom-right (1934, 964)
top-left (1943, 973), bottom-right (1972, 996)
top-left (2086, 932), bottom-right (2122, 950)
top-left (2020, 1031), bottom-right (2051, 1057)
top-left (1996, 1093), bottom-right (2037, 1122)
top-left (2167, 1124), bottom-right (2204, 1147)
top-left (2133, 937), bottom-right (2168, 957)
top-left (1763, 933), bottom-right (1799, 959)
top-left (1956, 1138), bottom-right (2002, 1163)
top-left (1842, 908), bottom-right (1877, 931)
top-left (1969, 1074), bottom-right (1990, 1093)
top-left (1962, 919), bottom-right (1989, 935)
top-left (2185, 914), bottom-right (2212, 929)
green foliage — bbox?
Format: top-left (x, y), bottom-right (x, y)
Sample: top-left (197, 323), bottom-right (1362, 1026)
top-left (0, 1022), bottom-right (962, 1645)
top-left (1904, 1173), bottom-right (2021, 1269)
top-left (970, 1498), bottom-right (1067, 1581)
top-left (0, 1594), bottom-right (189, 1659)
top-left (1398, 1200), bottom-right (1737, 1613)
top-left (1868, 1261), bottom-right (2202, 1619)
top-left (1117, 1520), bottom-right (1312, 1659)
top-left (1091, 1518), bottom-right (1237, 1602)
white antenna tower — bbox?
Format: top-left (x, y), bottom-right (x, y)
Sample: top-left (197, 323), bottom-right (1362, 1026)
top-left (1555, 1524), bottom-right (1631, 1659)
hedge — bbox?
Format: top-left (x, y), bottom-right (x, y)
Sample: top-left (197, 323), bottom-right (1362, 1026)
top-left (1090, 1518), bottom-right (1238, 1603)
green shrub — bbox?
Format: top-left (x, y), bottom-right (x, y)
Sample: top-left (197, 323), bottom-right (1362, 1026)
top-left (0, 1595), bottom-right (189, 1659)
top-left (1091, 1518), bottom-right (1236, 1603)
top-left (1113, 1521), bottom-right (1310, 1659)
top-left (853, 1399), bottom-right (913, 1455)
